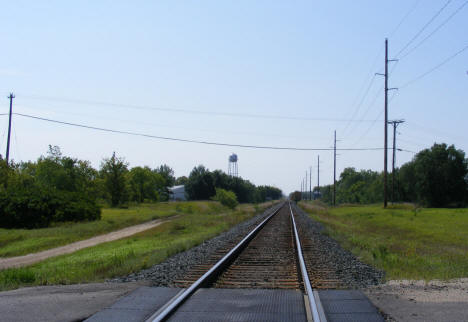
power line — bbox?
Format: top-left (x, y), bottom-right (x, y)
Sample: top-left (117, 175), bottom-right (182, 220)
top-left (16, 93), bottom-right (374, 123)
top-left (341, 73), bottom-right (378, 136)
top-left (388, 0), bottom-right (421, 38)
top-left (395, 0), bottom-right (453, 58)
top-left (13, 112), bottom-right (408, 152)
top-left (353, 90), bottom-right (398, 146)
top-left (12, 103), bottom-right (340, 141)
top-left (345, 84), bottom-right (384, 138)
top-left (400, 0), bottom-right (468, 59)
top-left (345, 61), bottom-right (399, 139)
top-left (341, 1), bottom-right (419, 137)
top-left (400, 43), bottom-right (468, 88)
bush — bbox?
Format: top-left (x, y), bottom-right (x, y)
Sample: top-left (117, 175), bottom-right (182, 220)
top-left (0, 187), bottom-right (101, 229)
top-left (213, 188), bottom-right (238, 209)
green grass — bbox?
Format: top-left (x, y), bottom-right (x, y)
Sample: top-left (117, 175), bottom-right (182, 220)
top-left (299, 201), bottom-right (468, 280)
top-left (0, 201), bottom-right (276, 290)
top-left (0, 201), bottom-right (234, 258)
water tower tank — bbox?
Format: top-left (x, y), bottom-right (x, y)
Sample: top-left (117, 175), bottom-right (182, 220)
top-left (229, 154), bottom-right (238, 162)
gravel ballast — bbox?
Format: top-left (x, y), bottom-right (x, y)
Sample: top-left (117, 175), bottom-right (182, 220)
top-left (110, 203), bottom-right (284, 286)
top-left (111, 202), bottom-right (383, 289)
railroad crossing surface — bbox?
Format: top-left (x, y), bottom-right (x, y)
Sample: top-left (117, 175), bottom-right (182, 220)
top-left (86, 286), bottom-right (383, 322)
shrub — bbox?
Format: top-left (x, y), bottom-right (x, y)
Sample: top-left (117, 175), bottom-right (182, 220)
top-left (213, 188), bottom-right (238, 209)
top-left (0, 187), bottom-right (101, 229)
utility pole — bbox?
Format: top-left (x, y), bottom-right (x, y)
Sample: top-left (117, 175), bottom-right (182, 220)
top-left (388, 120), bottom-right (404, 204)
top-left (6, 93), bottom-right (15, 165)
top-left (309, 166), bottom-right (312, 201)
top-left (333, 130), bottom-right (336, 206)
top-left (376, 39), bottom-right (397, 208)
top-left (317, 155), bottom-right (320, 200)
top-left (305, 171), bottom-right (308, 201)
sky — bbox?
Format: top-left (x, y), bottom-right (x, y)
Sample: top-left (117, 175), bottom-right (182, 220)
top-left (0, 0), bottom-right (467, 195)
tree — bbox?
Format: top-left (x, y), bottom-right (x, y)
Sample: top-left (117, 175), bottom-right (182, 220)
top-left (100, 152), bottom-right (129, 207)
top-left (0, 148), bottom-right (101, 229)
top-left (128, 166), bottom-right (164, 202)
top-left (155, 164), bottom-right (175, 187)
top-left (175, 176), bottom-right (188, 185)
top-left (185, 165), bottom-right (215, 200)
top-left (213, 188), bottom-right (238, 209)
top-left (409, 143), bottom-right (467, 207)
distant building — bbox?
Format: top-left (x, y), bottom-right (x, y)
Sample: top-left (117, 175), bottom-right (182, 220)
top-left (169, 185), bottom-right (186, 201)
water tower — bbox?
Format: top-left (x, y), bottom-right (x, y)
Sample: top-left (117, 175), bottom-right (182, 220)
top-left (228, 153), bottom-right (238, 177)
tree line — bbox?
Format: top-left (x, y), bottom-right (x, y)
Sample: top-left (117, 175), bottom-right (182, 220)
top-left (0, 146), bottom-right (282, 228)
top-left (185, 165), bottom-right (282, 203)
top-left (316, 143), bottom-right (468, 208)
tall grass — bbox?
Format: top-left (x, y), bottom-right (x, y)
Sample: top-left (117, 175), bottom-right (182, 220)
top-left (0, 201), bottom-right (229, 258)
top-left (0, 201), bottom-right (275, 290)
top-left (299, 201), bottom-right (468, 280)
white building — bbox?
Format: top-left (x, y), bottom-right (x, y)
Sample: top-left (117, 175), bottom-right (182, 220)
top-left (169, 185), bottom-right (186, 201)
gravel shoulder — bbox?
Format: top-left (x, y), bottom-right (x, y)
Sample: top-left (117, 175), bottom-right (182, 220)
top-left (0, 217), bottom-right (176, 270)
top-left (364, 279), bottom-right (468, 322)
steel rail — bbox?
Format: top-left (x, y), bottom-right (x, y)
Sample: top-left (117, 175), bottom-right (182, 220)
top-left (289, 202), bottom-right (326, 322)
top-left (147, 202), bottom-right (284, 322)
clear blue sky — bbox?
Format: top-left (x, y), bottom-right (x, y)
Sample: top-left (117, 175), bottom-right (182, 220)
top-left (0, 1), bottom-right (467, 194)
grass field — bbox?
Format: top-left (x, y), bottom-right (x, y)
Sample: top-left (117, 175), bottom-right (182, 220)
top-left (0, 201), bottom-right (275, 290)
top-left (299, 201), bottom-right (468, 280)
top-left (0, 201), bottom-right (247, 258)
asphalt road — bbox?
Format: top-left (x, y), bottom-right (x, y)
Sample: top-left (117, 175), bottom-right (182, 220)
top-left (0, 282), bottom-right (148, 322)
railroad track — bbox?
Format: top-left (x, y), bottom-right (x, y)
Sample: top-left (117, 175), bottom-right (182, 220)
top-left (146, 202), bottom-right (328, 322)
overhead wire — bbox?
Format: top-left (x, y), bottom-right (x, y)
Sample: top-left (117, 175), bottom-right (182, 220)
top-left (13, 112), bottom-right (415, 152)
top-left (395, 0), bottom-right (453, 58)
top-left (340, 0), bottom-right (419, 137)
top-left (12, 104), bottom-right (333, 141)
top-left (16, 93), bottom-right (373, 123)
top-left (352, 90), bottom-right (398, 146)
top-left (400, 0), bottom-right (468, 59)
top-left (400, 43), bottom-right (468, 88)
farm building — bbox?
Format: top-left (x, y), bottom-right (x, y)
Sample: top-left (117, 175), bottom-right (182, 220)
top-left (169, 185), bottom-right (186, 201)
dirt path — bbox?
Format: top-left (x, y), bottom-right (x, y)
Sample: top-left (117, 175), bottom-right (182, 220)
top-left (0, 217), bottom-right (176, 270)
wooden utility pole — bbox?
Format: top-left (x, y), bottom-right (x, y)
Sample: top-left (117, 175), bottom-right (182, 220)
top-left (376, 39), bottom-right (397, 208)
top-left (389, 120), bottom-right (404, 204)
top-left (317, 155), bottom-right (320, 199)
top-left (333, 130), bottom-right (336, 206)
top-left (383, 39), bottom-right (389, 208)
top-left (6, 93), bottom-right (15, 164)
top-left (305, 171), bottom-right (308, 200)
top-left (309, 166), bottom-right (312, 201)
